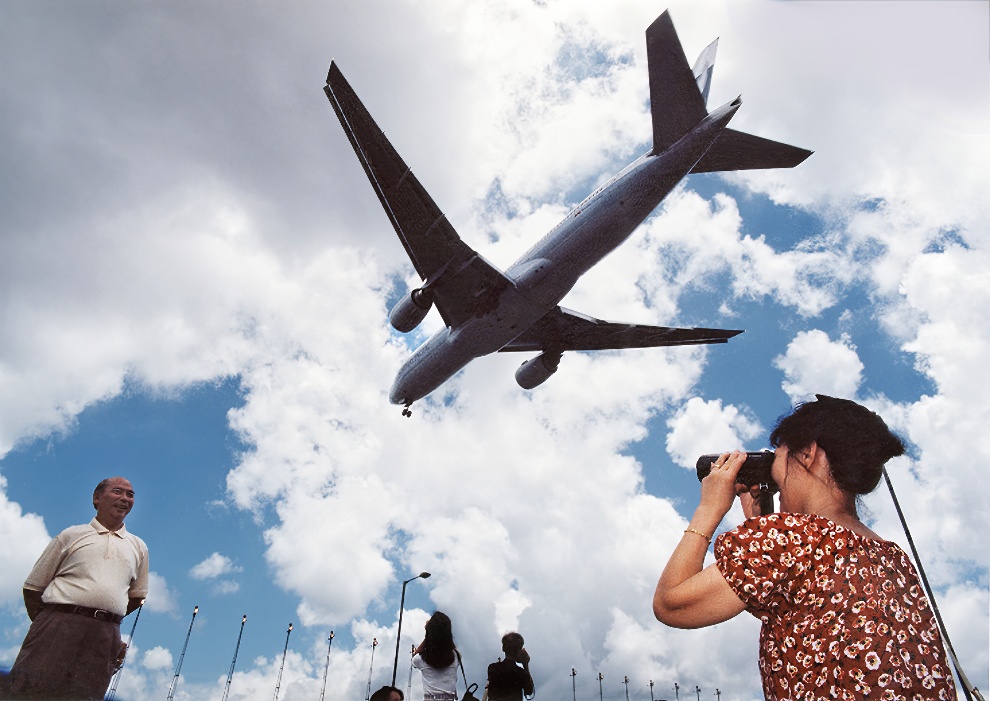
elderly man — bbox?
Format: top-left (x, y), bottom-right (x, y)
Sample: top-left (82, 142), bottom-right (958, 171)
top-left (9, 477), bottom-right (149, 700)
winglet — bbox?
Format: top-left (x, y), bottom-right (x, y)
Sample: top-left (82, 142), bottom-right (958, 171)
top-left (692, 38), bottom-right (718, 107)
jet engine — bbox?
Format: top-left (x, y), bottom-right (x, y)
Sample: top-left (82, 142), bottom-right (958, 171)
top-left (389, 289), bottom-right (433, 332)
top-left (515, 351), bottom-right (562, 390)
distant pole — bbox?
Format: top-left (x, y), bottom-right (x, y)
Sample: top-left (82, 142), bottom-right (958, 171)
top-left (715, 689), bottom-right (721, 701)
top-left (365, 637), bottom-right (379, 701)
top-left (406, 644), bottom-right (415, 701)
top-left (319, 631), bottom-right (335, 701)
top-left (624, 675), bottom-right (631, 701)
top-left (105, 600), bottom-right (144, 701)
top-left (392, 572), bottom-right (431, 686)
top-left (165, 605), bottom-right (198, 701)
top-left (649, 679), bottom-right (655, 701)
top-left (221, 615), bottom-right (247, 701)
top-left (674, 682), bottom-right (680, 701)
top-left (273, 623), bottom-right (293, 701)
top-left (571, 668), bottom-right (577, 701)
top-left (695, 685), bottom-right (701, 701)
top-left (598, 673), bottom-right (604, 701)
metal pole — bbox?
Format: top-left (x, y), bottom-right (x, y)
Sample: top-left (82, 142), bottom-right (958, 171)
top-left (273, 623), bottom-right (293, 701)
top-left (598, 673), bottom-right (604, 701)
top-left (105, 601), bottom-right (144, 701)
top-left (407, 644), bottom-right (415, 701)
top-left (624, 675), bottom-right (630, 701)
top-left (650, 679), bottom-right (655, 701)
top-left (715, 689), bottom-right (721, 701)
top-left (319, 631), bottom-right (335, 701)
top-left (392, 572), bottom-right (431, 686)
top-left (571, 668), bottom-right (577, 701)
top-left (674, 682), bottom-right (680, 701)
top-left (165, 605), bottom-right (198, 701)
top-left (221, 615), bottom-right (247, 701)
top-left (366, 637), bottom-right (378, 701)
top-left (695, 685), bottom-right (701, 701)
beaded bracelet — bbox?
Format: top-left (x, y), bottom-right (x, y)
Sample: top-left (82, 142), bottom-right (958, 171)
top-left (683, 528), bottom-right (711, 544)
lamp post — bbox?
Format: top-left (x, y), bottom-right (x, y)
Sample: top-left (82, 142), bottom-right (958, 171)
top-left (106, 600), bottom-right (144, 701)
top-left (715, 689), bottom-right (721, 701)
top-left (221, 615), bottom-right (247, 701)
top-left (407, 644), bottom-right (416, 700)
top-left (571, 668), bottom-right (577, 701)
top-left (273, 623), bottom-right (293, 701)
top-left (650, 679), bottom-right (655, 701)
top-left (598, 673), bottom-right (604, 701)
top-left (695, 685), bottom-right (702, 701)
top-left (392, 571), bottom-right (431, 685)
top-left (366, 637), bottom-right (379, 701)
top-left (166, 605), bottom-right (198, 701)
top-left (674, 682), bottom-right (680, 701)
top-left (319, 631), bottom-right (335, 701)
top-left (624, 675), bottom-right (631, 701)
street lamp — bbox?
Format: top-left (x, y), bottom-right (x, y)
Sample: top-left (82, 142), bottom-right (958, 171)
top-left (392, 571), bottom-right (432, 685)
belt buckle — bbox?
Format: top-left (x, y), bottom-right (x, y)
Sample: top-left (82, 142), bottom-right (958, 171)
top-left (93, 609), bottom-right (111, 621)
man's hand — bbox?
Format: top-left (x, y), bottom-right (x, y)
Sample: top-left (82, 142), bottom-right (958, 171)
top-left (114, 641), bottom-right (128, 671)
top-left (517, 648), bottom-right (530, 667)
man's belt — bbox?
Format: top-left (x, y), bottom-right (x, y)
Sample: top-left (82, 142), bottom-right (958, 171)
top-left (45, 603), bottom-right (124, 624)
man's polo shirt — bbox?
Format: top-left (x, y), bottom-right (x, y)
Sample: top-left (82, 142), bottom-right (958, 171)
top-left (24, 518), bottom-right (149, 617)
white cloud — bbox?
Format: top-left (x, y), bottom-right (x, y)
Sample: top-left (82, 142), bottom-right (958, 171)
top-left (0, 0), bottom-right (987, 696)
top-left (774, 330), bottom-right (864, 403)
top-left (144, 572), bottom-right (177, 614)
top-left (141, 645), bottom-right (174, 671)
top-left (189, 552), bottom-right (242, 581)
top-left (0, 477), bottom-right (49, 607)
top-left (665, 397), bottom-right (765, 469)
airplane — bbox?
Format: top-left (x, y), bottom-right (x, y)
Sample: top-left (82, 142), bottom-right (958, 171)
top-left (324, 11), bottom-right (811, 416)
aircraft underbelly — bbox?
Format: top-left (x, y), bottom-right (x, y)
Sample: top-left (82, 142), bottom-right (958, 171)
top-left (390, 289), bottom-right (548, 404)
top-left (513, 158), bottom-right (689, 306)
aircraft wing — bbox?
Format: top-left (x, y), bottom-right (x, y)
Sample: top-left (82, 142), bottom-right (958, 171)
top-left (499, 307), bottom-right (743, 352)
top-left (324, 62), bottom-right (511, 327)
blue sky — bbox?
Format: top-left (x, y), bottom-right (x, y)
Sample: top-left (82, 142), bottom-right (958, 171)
top-left (1, 2), bottom-right (987, 700)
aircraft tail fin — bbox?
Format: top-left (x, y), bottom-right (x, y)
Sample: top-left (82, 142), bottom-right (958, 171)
top-left (647, 12), bottom-right (812, 170)
top-left (647, 11), bottom-right (709, 154)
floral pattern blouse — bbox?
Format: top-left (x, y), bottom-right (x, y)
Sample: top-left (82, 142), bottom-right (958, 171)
top-left (714, 513), bottom-right (956, 701)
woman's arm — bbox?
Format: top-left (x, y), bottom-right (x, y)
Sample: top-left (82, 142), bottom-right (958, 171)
top-left (652, 451), bottom-right (750, 628)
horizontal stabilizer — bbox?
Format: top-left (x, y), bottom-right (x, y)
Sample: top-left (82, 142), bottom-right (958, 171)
top-left (500, 307), bottom-right (742, 353)
top-left (690, 128), bottom-right (812, 173)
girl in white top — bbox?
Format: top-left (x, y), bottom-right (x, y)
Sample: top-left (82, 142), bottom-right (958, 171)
top-left (412, 611), bottom-right (458, 701)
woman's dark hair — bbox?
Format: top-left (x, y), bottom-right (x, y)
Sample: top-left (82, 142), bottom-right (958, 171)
top-left (420, 611), bottom-right (455, 668)
top-left (769, 394), bottom-right (905, 495)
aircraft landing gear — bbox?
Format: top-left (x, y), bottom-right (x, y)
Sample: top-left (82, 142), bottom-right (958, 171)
top-left (401, 403), bottom-right (412, 418)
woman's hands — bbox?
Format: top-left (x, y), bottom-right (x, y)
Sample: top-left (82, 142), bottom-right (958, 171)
top-left (697, 450), bottom-right (759, 527)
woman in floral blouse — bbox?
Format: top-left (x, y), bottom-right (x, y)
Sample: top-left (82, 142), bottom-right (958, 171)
top-left (653, 395), bottom-right (956, 701)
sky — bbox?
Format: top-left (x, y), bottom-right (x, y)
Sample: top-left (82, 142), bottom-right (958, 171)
top-left (0, 1), bottom-right (988, 700)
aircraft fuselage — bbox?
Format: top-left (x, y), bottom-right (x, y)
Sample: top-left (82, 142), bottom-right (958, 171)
top-left (389, 99), bottom-right (740, 405)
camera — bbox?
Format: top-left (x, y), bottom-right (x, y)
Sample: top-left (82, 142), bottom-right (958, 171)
top-left (695, 451), bottom-right (779, 493)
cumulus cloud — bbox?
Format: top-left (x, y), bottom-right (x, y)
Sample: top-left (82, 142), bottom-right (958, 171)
top-left (665, 397), bottom-right (765, 468)
top-left (189, 552), bottom-right (242, 581)
top-left (144, 572), bottom-right (177, 615)
top-left (0, 477), bottom-right (49, 607)
top-left (774, 329), bottom-right (864, 403)
top-left (0, 0), bottom-right (987, 697)
top-left (141, 645), bottom-right (173, 671)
